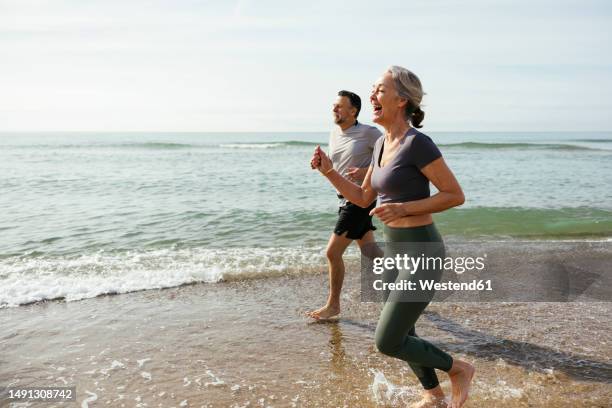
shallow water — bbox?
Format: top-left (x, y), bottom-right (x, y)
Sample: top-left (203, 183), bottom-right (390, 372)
top-left (1, 131), bottom-right (611, 307)
top-left (1, 272), bottom-right (610, 407)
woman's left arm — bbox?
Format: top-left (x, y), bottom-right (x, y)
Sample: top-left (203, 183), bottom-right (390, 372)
top-left (370, 157), bottom-right (464, 221)
top-left (402, 157), bottom-right (465, 215)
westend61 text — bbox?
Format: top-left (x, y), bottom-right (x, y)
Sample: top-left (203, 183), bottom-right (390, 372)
top-left (373, 279), bottom-right (493, 292)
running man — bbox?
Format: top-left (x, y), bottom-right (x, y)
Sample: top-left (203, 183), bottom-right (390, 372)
top-left (306, 90), bottom-right (382, 320)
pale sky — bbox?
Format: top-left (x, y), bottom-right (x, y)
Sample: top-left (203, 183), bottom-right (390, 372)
top-left (1, 0), bottom-right (611, 131)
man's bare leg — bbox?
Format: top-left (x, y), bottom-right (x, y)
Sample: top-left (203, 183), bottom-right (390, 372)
top-left (356, 230), bottom-right (383, 260)
top-left (306, 232), bottom-right (352, 320)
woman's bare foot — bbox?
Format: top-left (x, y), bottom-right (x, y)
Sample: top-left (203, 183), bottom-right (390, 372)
top-left (305, 303), bottom-right (340, 320)
top-left (447, 359), bottom-right (475, 408)
top-left (410, 387), bottom-right (446, 407)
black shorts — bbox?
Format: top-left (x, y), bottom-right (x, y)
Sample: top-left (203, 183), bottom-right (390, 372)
top-left (334, 201), bottom-right (377, 240)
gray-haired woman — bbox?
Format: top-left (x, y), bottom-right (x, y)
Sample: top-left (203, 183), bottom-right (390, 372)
top-left (311, 66), bottom-right (475, 408)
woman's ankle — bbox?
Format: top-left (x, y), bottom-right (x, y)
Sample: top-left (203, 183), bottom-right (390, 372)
top-left (423, 385), bottom-right (445, 399)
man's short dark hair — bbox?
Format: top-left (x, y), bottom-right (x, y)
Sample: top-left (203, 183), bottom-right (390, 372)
top-left (338, 90), bottom-right (361, 118)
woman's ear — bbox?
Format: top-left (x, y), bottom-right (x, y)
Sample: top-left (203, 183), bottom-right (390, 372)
top-left (397, 97), bottom-right (408, 110)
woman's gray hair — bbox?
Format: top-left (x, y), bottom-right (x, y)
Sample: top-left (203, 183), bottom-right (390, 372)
top-left (387, 65), bottom-right (426, 127)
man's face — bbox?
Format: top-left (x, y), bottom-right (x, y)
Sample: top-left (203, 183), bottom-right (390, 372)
top-left (332, 96), bottom-right (356, 125)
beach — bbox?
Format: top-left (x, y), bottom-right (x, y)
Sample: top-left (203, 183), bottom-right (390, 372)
top-left (2, 0), bottom-right (612, 404)
top-left (1, 268), bottom-right (611, 407)
top-left (1, 131), bottom-right (611, 407)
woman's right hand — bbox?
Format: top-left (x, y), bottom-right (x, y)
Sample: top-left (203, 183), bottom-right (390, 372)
top-left (310, 145), bottom-right (377, 208)
top-left (311, 145), bottom-right (333, 175)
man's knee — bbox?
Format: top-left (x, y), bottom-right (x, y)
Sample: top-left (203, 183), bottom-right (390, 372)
top-left (326, 245), bottom-right (345, 263)
top-left (326, 234), bottom-right (350, 262)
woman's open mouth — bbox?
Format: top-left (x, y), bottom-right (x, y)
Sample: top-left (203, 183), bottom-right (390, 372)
top-left (373, 104), bottom-right (383, 116)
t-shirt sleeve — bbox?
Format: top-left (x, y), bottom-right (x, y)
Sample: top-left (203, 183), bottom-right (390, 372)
top-left (371, 136), bottom-right (383, 167)
top-left (368, 127), bottom-right (383, 149)
top-left (413, 134), bottom-right (442, 169)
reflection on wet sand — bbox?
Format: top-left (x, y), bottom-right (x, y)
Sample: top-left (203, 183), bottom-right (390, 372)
top-left (1, 272), bottom-right (610, 407)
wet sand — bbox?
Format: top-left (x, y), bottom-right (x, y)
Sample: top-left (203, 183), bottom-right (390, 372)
top-left (1, 270), bottom-right (611, 407)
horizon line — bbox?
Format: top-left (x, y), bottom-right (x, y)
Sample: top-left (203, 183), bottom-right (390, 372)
top-left (1, 130), bottom-right (611, 134)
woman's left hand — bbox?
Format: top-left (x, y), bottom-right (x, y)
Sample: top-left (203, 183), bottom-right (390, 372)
top-left (369, 203), bottom-right (407, 224)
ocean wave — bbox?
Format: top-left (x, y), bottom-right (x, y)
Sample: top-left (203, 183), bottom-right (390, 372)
top-left (122, 142), bottom-right (194, 149)
top-left (219, 141), bottom-right (608, 151)
top-left (571, 138), bottom-right (612, 143)
top-left (2, 142), bottom-right (200, 150)
top-left (3, 141), bottom-right (325, 150)
top-left (220, 143), bottom-right (287, 149)
top-left (1, 222), bottom-right (609, 308)
top-left (437, 207), bottom-right (612, 239)
top-left (0, 246), bottom-right (338, 308)
top-left (218, 141), bottom-right (323, 149)
top-left (5, 140), bottom-right (609, 151)
top-left (438, 142), bottom-right (609, 151)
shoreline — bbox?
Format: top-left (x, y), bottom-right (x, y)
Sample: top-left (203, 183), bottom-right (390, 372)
top-left (1, 270), bottom-right (611, 407)
top-left (2, 238), bottom-right (610, 309)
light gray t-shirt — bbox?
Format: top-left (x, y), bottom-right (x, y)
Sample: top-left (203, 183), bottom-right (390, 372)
top-left (329, 121), bottom-right (382, 206)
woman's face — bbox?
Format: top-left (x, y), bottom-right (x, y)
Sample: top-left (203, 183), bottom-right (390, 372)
top-left (370, 71), bottom-right (404, 125)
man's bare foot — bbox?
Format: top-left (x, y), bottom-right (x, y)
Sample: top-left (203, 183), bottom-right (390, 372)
top-left (305, 303), bottom-right (340, 320)
top-left (447, 359), bottom-right (475, 408)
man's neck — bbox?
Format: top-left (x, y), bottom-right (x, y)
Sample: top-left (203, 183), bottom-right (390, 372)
top-left (338, 118), bottom-right (357, 131)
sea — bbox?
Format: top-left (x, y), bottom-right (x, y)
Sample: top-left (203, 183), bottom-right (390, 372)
top-left (1, 131), bottom-right (611, 307)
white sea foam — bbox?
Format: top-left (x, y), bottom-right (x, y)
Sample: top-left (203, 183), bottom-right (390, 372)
top-left (110, 360), bottom-right (125, 369)
top-left (221, 143), bottom-right (285, 149)
top-left (137, 358), bottom-right (151, 367)
top-left (475, 379), bottom-right (524, 400)
top-left (0, 246), bottom-right (336, 308)
top-left (203, 369), bottom-right (225, 387)
top-left (369, 369), bottom-right (421, 406)
top-left (81, 391), bottom-right (98, 408)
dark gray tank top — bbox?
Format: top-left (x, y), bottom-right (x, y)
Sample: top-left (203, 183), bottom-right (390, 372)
top-left (370, 128), bottom-right (442, 204)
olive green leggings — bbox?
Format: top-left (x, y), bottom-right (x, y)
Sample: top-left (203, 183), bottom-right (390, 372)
top-left (374, 224), bottom-right (453, 390)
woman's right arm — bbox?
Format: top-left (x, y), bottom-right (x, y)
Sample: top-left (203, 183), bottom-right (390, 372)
top-left (312, 146), bottom-right (378, 208)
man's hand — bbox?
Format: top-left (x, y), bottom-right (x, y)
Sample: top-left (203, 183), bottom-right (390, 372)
top-left (346, 166), bottom-right (368, 183)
